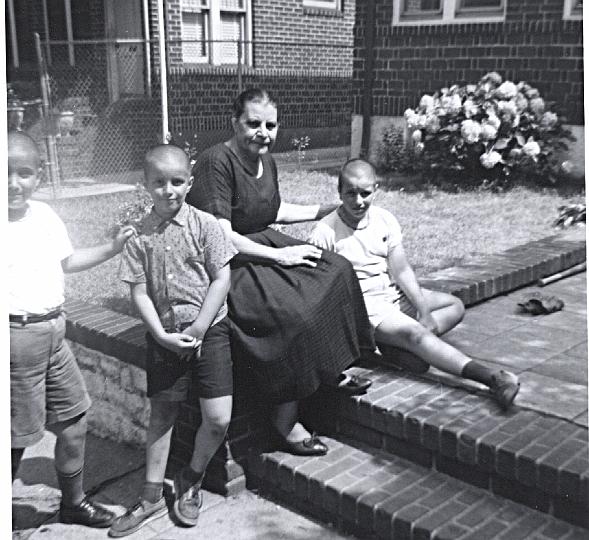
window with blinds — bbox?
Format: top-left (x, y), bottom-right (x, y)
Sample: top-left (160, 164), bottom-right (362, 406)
top-left (395, 0), bottom-right (505, 24)
top-left (182, 0), bottom-right (209, 63)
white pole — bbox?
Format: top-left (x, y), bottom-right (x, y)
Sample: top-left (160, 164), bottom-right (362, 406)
top-left (42, 0), bottom-right (52, 64)
top-left (64, 0), bottom-right (74, 66)
top-left (157, 0), bottom-right (169, 143)
top-left (142, 0), bottom-right (152, 97)
top-left (7, 0), bottom-right (19, 68)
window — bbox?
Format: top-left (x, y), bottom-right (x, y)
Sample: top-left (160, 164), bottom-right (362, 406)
top-left (303, 0), bottom-right (342, 10)
top-left (181, 0), bottom-right (251, 65)
top-left (393, 0), bottom-right (505, 25)
top-left (563, 0), bottom-right (582, 20)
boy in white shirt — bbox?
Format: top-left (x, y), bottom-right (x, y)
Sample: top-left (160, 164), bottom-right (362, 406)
top-left (309, 158), bottom-right (520, 409)
top-left (8, 131), bottom-right (134, 527)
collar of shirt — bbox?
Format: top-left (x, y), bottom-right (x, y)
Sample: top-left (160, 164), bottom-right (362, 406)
top-left (143, 202), bottom-right (190, 233)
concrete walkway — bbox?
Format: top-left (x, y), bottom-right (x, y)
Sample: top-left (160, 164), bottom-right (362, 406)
top-left (11, 250), bottom-right (587, 539)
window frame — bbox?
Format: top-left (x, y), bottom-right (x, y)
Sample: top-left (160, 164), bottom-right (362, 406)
top-left (302, 0), bottom-right (343, 12)
top-left (180, 0), bottom-right (252, 66)
top-left (393, 0), bottom-right (506, 25)
top-left (563, 0), bottom-right (582, 20)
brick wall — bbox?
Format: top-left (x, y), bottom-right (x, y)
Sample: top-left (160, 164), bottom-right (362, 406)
top-left (353, 0), bottom-right (584, 124)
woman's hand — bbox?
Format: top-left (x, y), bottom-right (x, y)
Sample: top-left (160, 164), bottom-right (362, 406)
top-left (274, 245), bottom-right (322, 267)
top-left (112, 225), bottom-right (136, 253)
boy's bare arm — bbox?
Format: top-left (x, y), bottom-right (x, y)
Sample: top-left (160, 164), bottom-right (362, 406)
top-left (183, 263), bottom-right (231, 343)
top-left (62, 225), bottom-right (135, 273)
top-left (388, 244), bottom-right (439, 334)
top-left (130, 282), bottom-right (197, 358)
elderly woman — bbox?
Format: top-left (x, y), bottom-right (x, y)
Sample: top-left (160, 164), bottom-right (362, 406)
top-left (187, 88), bottom-right (373, 456)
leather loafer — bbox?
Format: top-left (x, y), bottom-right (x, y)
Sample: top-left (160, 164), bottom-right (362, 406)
top-left (283, 435), bottom-right (328, 456)
top-left (60, 497), bottom-right (115, 528)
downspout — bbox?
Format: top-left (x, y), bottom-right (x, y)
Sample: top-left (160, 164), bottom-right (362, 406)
top-left (157, 0), bottom-right (169, 142)
top-left (7, 0), bottom-right (19, 68)
top-left (360, 0), bottom-right (376, 158)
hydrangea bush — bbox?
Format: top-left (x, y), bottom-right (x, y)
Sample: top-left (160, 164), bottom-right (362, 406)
top-left (404, 72), bottom-right (575, 187)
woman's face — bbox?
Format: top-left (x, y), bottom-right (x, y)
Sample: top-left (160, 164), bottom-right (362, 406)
top-left (232, 100), bottom-right (278, 161)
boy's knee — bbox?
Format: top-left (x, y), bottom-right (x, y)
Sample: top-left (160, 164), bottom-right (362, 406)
top-left (150, 400), bottom-right (180, 428)
top-left (453, 297), bottom-right (466, 321)
top-left (203, 413), bottom-right (231, 438)
top-left (402, 324), bottom-right (429, 348)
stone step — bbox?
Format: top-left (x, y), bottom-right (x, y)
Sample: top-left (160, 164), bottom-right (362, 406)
top-left (247, 435), bottom-right (589, 540)
top-left (300, 363), bottom-right (589, 529)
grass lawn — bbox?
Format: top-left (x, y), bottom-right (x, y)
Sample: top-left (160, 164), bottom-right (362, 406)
top-left (55, 170), bottom-right (584, 317)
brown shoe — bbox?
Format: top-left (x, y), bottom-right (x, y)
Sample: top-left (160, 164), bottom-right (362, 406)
top-left (60, 497), bottom-right (115, 528)
top-left (173, 468), bottom-right (203, 527)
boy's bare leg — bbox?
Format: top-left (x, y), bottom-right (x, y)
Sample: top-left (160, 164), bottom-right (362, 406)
top-left (375, 312), bottom-right (470, 376)
top-left (420, 289), bottom-right (465, 336)
top-left (50, 413), bottom-right (87, 506)
top-left (188, 395), bottom-right (232, 476)
top-left (146, 400), bottom-right (180, 484)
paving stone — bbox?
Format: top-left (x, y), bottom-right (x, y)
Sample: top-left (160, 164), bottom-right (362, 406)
top-left (517, 372), bottom-right (588, 421)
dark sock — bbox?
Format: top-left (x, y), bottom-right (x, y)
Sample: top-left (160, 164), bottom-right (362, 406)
top-left (57, 467), bottom-right (85, 507)
top-left (142, 481), bottom-right (163, 504)
top-left (11, 448), bottom-right (24, 480)
top-left (461, 360), bottom-right (495, 387)
top-left (183, 466), bottom-right (204, 488)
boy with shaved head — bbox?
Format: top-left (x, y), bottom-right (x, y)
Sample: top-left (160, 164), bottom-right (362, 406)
top-left (112, 144), bottom-right (236, 536)
top-left (309, 158), bottom-right (520, 410)
top-left (8, 131), bottom-right (134, 527)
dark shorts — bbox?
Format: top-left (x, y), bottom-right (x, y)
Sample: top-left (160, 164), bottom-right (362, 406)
top-left (146, 317), bottom-right (233, 401)
top-left (10, 313), bottom-right (92, 448)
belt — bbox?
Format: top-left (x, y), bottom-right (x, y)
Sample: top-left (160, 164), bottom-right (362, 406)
top-left (9, 308), bottom-right (63, 325)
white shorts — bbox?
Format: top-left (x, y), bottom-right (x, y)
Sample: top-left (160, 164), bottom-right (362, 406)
top-left (363, 279), bottom-right (417, 330)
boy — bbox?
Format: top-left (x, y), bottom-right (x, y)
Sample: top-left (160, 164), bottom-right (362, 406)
top-left (110, 144), bottom-right (236, 536)
top-left (309, 158), bottom-right (520, 410)
top-left (8, 131), bottom-right (134, 527)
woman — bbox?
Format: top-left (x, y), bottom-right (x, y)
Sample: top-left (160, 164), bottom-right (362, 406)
top-left (187, 88), bottom-right (373, 456)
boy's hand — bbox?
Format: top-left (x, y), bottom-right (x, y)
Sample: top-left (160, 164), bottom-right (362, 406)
top-left (183, 324), bottom-right (207, 359)
top-left (418, 312), bottom-right (439, 335)
top-left (157, 332), bottom-right (201, 360)
top-left (112, 225), bottom-right (136, 252)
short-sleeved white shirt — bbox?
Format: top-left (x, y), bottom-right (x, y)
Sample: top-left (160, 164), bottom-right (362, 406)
top-left (309, 205), bottom-right (403, 292)
top-left (8, 201), bottom-right (73, 314)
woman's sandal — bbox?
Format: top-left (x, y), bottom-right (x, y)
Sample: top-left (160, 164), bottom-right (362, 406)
top-left (337, 373), bottom-right (372, 395)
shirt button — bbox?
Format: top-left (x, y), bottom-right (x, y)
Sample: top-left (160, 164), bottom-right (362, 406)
top-left (165, 246), bottom-right (171, 251)
top-left (167, 273), bottom-right (174, 280)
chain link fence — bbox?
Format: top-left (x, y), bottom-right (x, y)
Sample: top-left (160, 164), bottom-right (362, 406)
top-left (22, 37), bottom-right (353, 188)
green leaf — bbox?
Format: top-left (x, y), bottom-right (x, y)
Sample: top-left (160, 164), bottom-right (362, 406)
top-left (494, 138), bottom-right (510, 150)
top-left (515, 133), bottom-right (526, 146)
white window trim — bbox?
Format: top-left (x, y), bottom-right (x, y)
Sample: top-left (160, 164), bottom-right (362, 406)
top-left (563, 0), bottom-right (582, 20)
top-left (182, 0), bottom-right (252, 66)
top-left (303, 0), bottom-right (342, 10)
top-left (392, 0), bottom-right (506, 26)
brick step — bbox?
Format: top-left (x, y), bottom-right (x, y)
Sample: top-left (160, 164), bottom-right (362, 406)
top-left (247, 435), bottom-right (588, 540)
top-left (301, 363), bottom-right (589, 528)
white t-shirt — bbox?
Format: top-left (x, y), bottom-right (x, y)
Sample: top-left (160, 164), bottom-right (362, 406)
top-left (309, 205), bottom-right (403, 293)
top-left (8, 200), bottom-right (73, 314)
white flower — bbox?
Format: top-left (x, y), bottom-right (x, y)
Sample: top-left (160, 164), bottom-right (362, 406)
top-left (425, 115), bottom-right (441, 134)
top-left (466, 84), bottom-right (477, 94)
top-left (485, 113), bottom-right (501, 130)
top-left (461, 119), bottom-right (482, 144)
top-left (514, 93), bottom-right (528, 112)
top-left (522, 139), bottom-right (541, 157)
top-left (509, 148), bottom-right (522, 159)
top-left (540, 111), bottom-right (557, 128)
top-left (411, 129), bottom-right (422, 143)
top-left (498, 100), bottom-right (518, 117)
top-left (481, 123), bottom-right (498, 141)
top-left (447, 94), bottom-right (462, 113)
top-left (495, 81), bottom-right (518, 100)
top-left (529, 97), bottom-right (545, 115)
top-left (414, 142), bottom-right (425, 154)
top-left (405, 110), bottom-right (420, 129)
top-left (525, 88), bottom-right (540, 99)
top-left (481, 72), bottom-right (503, 86)
top-left (480, 150), bottom-right (503, 169)
top-left (419, 94), bottom-right (435, 113)
top-left (463, 99), bottom-right (479, 118)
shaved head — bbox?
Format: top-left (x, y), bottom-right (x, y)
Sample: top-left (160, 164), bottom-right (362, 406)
top-left (338, 158), bottom-right (377, 192)
top-left (144, 144), bottom-right (191, 175)
top-left (8, 131), bottom-right (41, 167)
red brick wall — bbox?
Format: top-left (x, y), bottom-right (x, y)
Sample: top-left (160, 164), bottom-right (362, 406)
top-left (353, 0), bottom-right (584, 124)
